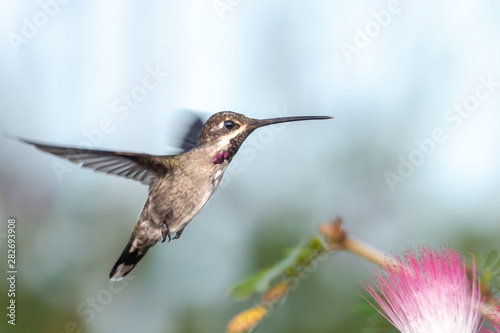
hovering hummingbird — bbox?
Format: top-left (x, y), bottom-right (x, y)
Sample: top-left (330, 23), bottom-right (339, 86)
top-left (17, 111), bottom-right (332, 280)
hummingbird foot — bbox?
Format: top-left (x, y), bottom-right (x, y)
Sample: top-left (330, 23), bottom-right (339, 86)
top-left (161, 208), bottom-right (174, 243)
top-left (173, 227), bottom-right (185, 240)
top-left (161, 223), bottom-right (171, 243)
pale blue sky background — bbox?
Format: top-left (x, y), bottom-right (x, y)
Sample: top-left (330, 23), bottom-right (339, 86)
top-left (1, 1), bottom-right (499, 332)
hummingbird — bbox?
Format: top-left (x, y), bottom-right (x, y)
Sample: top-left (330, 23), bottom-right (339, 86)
top-left (16, 111), bottom-right (332, 280)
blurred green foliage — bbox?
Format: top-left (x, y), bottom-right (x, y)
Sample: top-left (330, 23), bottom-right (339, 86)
top-left (1, 211), bottom-right (499, 333)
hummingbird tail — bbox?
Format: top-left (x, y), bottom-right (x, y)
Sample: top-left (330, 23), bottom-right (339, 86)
top-left (109, 238), bottom-right (148, 281)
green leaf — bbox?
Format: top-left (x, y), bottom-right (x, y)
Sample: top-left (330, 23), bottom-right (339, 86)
top-left (475, 253), bottom-right (484, 266)
top-left (485, 250), bottom-right (499, 268)
top-left (229, 247), bottom-right (302, 300)
top-left (308, 236), bottom-right (326, 252)
top-left (492, 275), bottom-right (500, 290)
top-left (229, 268), bottom-right (273, 300)
top-left (229, 236), bottom-right (327, 300)
top-left (491, 256), bottom-right (500, 272)
top-left (483, 269), bottom-right (492, 284)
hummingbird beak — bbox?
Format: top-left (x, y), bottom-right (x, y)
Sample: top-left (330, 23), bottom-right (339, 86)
top-left (248, 115), bottom-right (333, 130)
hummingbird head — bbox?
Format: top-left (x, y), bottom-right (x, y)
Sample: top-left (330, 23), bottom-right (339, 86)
top-left (197, 111), bottom-right (332, 165)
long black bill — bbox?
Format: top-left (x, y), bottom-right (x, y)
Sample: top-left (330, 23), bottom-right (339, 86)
top-left (249, 115), bottom-right (333, 129)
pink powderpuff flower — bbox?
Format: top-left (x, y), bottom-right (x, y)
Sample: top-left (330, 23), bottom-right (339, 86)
top-left (363, 246), bottom-right (499, 333)
top-left (483, 306), bottom-right (500, 333)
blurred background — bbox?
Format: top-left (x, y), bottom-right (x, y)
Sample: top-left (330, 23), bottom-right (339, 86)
top-left (1, 1), bottom-right (499, 332)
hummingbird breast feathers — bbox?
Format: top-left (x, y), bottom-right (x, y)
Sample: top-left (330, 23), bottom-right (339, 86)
top-left (109, 165), bottom-right (224, 280)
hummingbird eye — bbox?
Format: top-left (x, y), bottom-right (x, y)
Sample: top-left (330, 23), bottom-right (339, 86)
top-left (224, 120), bottom-right (234, 130)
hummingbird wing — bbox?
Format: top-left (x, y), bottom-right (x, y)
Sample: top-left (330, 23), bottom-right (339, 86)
top-left (179, 115), bottom-right (203, 152)
top-left (18, 137), bottom-right (171, 186)
top-left (165, 109), bottom-right (204, 153)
